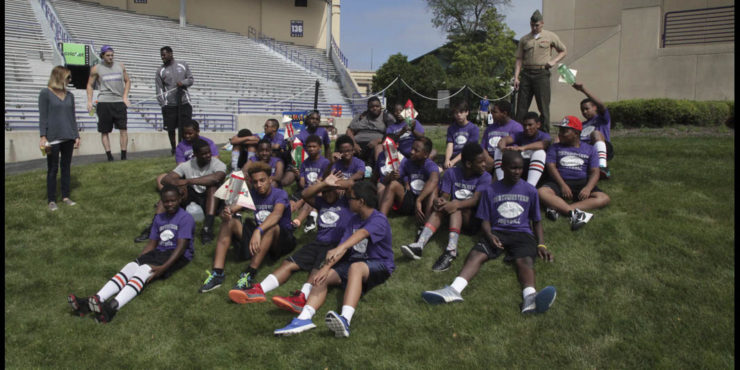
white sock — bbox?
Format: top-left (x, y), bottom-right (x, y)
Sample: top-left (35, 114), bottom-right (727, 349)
top-left (450, 276), bottom-right (468, 293)
top-left (523, 286), bottom-right (536, 299)
top-left (300, 283), bottom-right (312, 297)
top-left (594, 140), bottom-right (607, 167)
top-left (230, 150), bottom-right (240, 171)
top-left (260, 274), bottom-right (280, 293)
top-left (297, 304), bottom-right (316, 320)
top-left (309, 210), bottom-right (318, 219)
top-left (341, 305), bottom-right (355, 324)
top-left (494, 148), bottom-right (504, 180)
top-left (114, 264), bottom-right (152, 309)
top-left (527, 150), bottom-right (546, 186)
top-left (96, 262), bottom-right (139, 301)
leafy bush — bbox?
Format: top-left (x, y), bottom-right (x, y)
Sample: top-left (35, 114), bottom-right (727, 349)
top-left (606, 99), bottom-right (734, 128)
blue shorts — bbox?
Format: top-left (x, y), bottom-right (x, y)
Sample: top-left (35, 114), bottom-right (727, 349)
top-left (332, 260), bottom-right (390, 295)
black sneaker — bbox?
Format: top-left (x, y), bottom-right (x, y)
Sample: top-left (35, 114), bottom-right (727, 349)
top-left (570, 209), bottom-right (593, 231)
top-left (545, 208), bottom-right (559, 221)
top-left (134, 224), bottom-right (152, 243)
top-left (94, 299), bottom-right (118, 324)
top-left (432, 252), bottom-right (456, 272)
top-left (303, 216), bottom-right (316, 233)
top-left (200, 227), bottom-right (215, 244)
top-left (400, 243), bottom-right (423, 260)
top-left (67, 294), bottom-right (91, 316)
top-left (198, 270), bottom-right (225, 293)
top-left (232, 271), bottom-right (256, 290)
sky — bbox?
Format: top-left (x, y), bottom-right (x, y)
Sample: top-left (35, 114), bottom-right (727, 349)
top-left (340, 0), bottom-right (542, 71)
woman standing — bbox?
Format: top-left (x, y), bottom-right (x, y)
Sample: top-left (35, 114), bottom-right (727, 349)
top-left (39, 66), bottom-right (80, 211)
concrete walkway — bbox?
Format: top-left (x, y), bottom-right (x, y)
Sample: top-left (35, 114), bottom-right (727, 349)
top-left (5, 149), bottom-right (173, 176)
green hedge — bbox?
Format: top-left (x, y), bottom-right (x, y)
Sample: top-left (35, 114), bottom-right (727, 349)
top-left (605, 99), bottom-right (734, 128)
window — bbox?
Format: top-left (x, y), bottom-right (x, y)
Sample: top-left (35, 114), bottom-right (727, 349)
top-left (134, 0), bottom-right (147, 3)
top-left (295, 0), bottom-right (307, 7)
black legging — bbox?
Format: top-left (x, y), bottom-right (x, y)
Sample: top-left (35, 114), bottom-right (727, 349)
top-left (47, 139), bottom-right (74, 203)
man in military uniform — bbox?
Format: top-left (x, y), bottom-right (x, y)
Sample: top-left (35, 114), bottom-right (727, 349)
top-left (513, 10), bottom-right (567, 133)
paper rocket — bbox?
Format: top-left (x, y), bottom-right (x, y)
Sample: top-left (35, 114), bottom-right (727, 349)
top-left (401, 99), bottom-right (418, 126)
top-left (214, 171), bottom-right (256, 210)
top-left (383, 137), bottom-right (401, 173)
top-left (291, 138), bottom-right (308, 168)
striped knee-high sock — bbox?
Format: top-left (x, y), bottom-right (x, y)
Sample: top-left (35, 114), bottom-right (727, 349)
top-left (494, 148), bottom-right (504, 181)
top-left (527, 150), bottom-right (547, 187)
top-left (95, 262), bottom-right (139, 301)
top-left (113, 264), bottom-right (152, 309)
top-left (594, 140), bottom-right (607, 168)
top-left (446, 228), bottom-right (461, 256)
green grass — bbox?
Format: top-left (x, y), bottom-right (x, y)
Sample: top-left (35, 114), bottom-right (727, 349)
top-left (5, 128), bottom-right (734, 368)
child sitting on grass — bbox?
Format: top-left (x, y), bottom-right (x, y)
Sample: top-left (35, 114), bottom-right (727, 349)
top-left (496, 111), bottom-right (551, 187)
top-left (422, 151), bottom-right (556, 314)
top-left (68, 185), bottom-right (195, 323)
top-left (444, 101), bottom-right (479, 169)
top-left (274, 181), bottom-right (393, 338)
top-left (480, 100), bottom-right (523, 179)
top-left (331, 135), bottom-right (366, 181)
top-left (247, 138), bottom-right (284, 189)
top-left (572, 82), bottom-right (613, 179)
top-left (290, 134), bottom-right (331, 232)
top-left (228, 128), bottom-right (259, 172)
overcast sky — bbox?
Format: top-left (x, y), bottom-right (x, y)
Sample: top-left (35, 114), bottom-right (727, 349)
top-left (340, 0), bottom-right (542, 71)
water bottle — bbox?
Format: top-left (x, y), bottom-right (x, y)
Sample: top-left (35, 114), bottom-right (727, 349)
top-left (185, 202), bottom-right (205, 222)
top-left (89, 100), bottom-right (97, 116)
top-left (364, 165), bottom-right (373, 179)
top-left (557, 64), bottom-right (576, 85)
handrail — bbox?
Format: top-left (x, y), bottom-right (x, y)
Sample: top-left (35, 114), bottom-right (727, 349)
top-left (331, 37), bottom-right (348, 68)
top-left (662, 5), bottom-right (734, 47)
top-left (247, 25), bottom-right (331, 81)
top-left (236, 98), bottom-right (349, 117)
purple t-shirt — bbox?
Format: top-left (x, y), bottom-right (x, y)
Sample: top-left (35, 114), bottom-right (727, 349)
top-left (331, 156), bottom-right (365, 180)
top-left (385, 119), bottom-right (424, 158)
top-left (439, 166), bottom-right (492, 201)
top-left (175, 136), bottom-right (219, 164)
top-left (546, 142), bottom-right (599, 180)
top-left (251, 187), bottom-right (293, 232)
top-left (476, 180), bottom-right (541, 235)
top-left (400, 157), bottom-right (439, 195)
top-left (482, 119), bottom-right (523, 155)
top-left (314, 195), bottom-right (352, 244)
top-left (296, 126), bottom-right (331, 149)
top-left (581, 109), bottom-right (611, 144)
top-left (249, 156), bottom-right (283, 176)
top-left (300, 155), bottom-right (330, 186)
top-left (511, 130), bottom-right (551, 147)
top-left (446, 122), bottom-right (479, 157)
top-left (148, 207), bottom-right (195, 261)
top-left (265, 132), bottom-right (285, 146)
top-left (338, 210), bottom-right (394, 273)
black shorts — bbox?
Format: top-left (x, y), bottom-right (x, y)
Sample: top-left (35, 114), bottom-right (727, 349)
top-left (461, 208), bottom-right (482, 235)
top-left (332, 259), bottom-right (390, 295)
top-left (183, 186), bottom-right (223, 214)
top-left (135, 249), bottom-right (190, 280)
top-left (542, 178), bottom-right (603, 197)
top-left (286, 240), bottom-right (335, 271)
top-left (606, 141), bottom-right (614, 161)
top-left (398, 189), bottom-right (417, 215)
top-left (162, 104), bottom-right (193, 131)
top-left (235, 218), bottom-right (297, 261)
top-left (96, 102), bottom-right (127, 133)
top-left (472, 230), bottom-right (537, 263)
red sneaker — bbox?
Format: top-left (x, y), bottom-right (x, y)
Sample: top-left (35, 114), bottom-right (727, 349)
top-left (229, 283), bottom-right (266, 304)
top-left (271, 290), bottom-right (307, 314)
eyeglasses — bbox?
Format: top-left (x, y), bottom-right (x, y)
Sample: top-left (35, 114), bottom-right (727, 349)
top-left (66, 76), bottom-right (72, 81)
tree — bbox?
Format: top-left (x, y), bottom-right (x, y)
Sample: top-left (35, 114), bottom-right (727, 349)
top-left (426, 0), bottom-right (511, 40)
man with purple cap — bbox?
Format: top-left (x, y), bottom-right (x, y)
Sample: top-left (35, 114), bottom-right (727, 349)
top-left (86, 45), bottom-right (131, 161)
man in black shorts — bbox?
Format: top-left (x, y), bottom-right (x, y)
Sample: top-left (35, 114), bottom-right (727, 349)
top-left (156, 46), bottom-right (194, 155)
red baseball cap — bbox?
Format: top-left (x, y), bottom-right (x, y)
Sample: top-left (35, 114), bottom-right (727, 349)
top-left (555, 115), bottom-right (582, 131)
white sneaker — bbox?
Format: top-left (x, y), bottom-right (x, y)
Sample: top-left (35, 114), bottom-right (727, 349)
top-left (421, 285), bottom-right (463, 305)
top-left (570, 209), bottom-right (593, 231)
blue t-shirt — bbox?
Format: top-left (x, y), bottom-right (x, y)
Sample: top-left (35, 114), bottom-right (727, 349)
top-left (331, 156), bottom-right (366, 180)
top-left (400, 157), bottom-right (439, 195)
top-left (149, 207), bottom-right (195, 261)
top-left (479, 99), bottom-right (490, 112)
top-left (482, 119), bottom-right (523, 155)
top-left (385, 119), bottom-right (424, 158)
top-left (446, 122), bottom-right (479, 157)
top-left (546, 142), bottom-right (599, 180)
top-left (314, 195), bottom-right (352, 244)
top-left (476, 180), bottom-right (541, 235)
top-left (438, 166), bottom-right (492, 201)
top-left (299, 155), bottom-right (330, 186)
top-left (251, 187), bottom-right (293, 232)
top-left (338, 210), bottom-right (395, 273)
top-left (580, 109), bottom-right (611, 144)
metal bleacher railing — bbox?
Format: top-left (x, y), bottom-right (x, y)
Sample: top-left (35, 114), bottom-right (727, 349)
top-left (237, 98), bottom-right (347, 118)
top-left (662, 5), bottom-right (734, 47)
top-left (331, 37), bottom-right (348, 69)
top-left (247, 26), bottom-right (331, 81)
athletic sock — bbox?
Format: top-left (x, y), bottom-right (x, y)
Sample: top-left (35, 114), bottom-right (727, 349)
top-left (113, 264), bottom-right (152, 309)
top-left (204, 215), bottom-right (215, 230)
top-left (450, 276), bottom-right (468, 293)
top-left (213, 268), bottom-right (224, 276)
top-left (523, 286), bottom-right (536, 299)
top-left (494, 148), bottom-right (504, 181)
top-left (260, 274), bottom-right (280, 293)
top-left (417, 223), bottom-right (437, 247)
top-left (96, 262), bottom-right (139, 301)
top-left (341, 305), bottom-right (355, 324)
top-left (105, 151), bottom-right (114, 161)
top-left (527, 150), bottom-right (546, 186)
top-left (594, 141), bottom-right (607, 168)
top-left (300, 283), bottom-right (313, 297)
top-left (446, 228), bottom-right (460, 256)
top-left (120, 150), bottom-right (127, 160)
top-left (297, 304), bottom-right (316, 320)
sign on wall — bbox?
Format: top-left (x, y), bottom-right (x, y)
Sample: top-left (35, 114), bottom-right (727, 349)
top-left (290, 20), bottom-right (303, 37)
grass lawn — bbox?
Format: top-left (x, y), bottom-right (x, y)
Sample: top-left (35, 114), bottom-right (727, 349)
top-left (4, 127), bottom-right (734, 368)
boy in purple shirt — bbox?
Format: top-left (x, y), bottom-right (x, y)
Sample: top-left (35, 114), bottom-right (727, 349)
top-left (274, 181), bottom-right (393, 337)
top-left (401, 142), bottom-right (492, 272)
top-left (291, 134), bottom-right (331, 232)
top-left (198, 161), bottom-right (297, 296)
top-left (497, 111), bottom-right (551, 187)
top-left (331, 135), bottom-right (365, 181)
top-left (445, 101), bottom-right (480, 169)
top-left (237, 171), bottom-right (354, 312)
top-left (247, 138), bottom-right (284, 188)
top-left (480, 100), bottom-right (523, 179)
top-left (422, 151), bottom-right (557, 314)
top-left (379, 137), bottom-right (440, 226)
top-left (68, 185), bottom-right (194, 323)
top-left (383, 102), bottom-right (428, 159)
top-left (539, 116), bottom-right (611, 231)
top-left (154, 119), bottom-right (219, 192)
top-left (283, 110), bottom-right (333, 187)
top-left (573, 82), bottom-right (613, 179)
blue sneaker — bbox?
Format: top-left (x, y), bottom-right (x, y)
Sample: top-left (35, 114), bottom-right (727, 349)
top-left (325, 310), bottom-right (350, 338)
top-left (535, 286), bottom-right (557, 313)
top-left (274, 318), bottom-right (316, 336)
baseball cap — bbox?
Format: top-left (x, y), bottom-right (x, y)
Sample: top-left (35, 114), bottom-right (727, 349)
top-left (100, 45), bottom-right (114, 54)
top-left (555, 115), bottom-right (582, 131)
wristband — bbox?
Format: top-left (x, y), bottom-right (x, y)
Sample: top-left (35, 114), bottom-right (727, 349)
top-left (256, 227), bottom-right (264, 236)
top-left (537, 244), bottom-right (547, 249)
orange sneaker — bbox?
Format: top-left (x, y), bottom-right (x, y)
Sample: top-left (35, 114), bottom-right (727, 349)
top-left (229, 282), bottom-right (266, 304)
top-left (271, 290), bottom-right (307, 314)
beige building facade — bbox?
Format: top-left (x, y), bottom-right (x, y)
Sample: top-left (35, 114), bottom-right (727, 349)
top-left (539, 0), bottom-right (734, 123)
top-left (349, 70), bottom-right (375, 96)
top-left (85, 0), bottom-right (341, 48)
